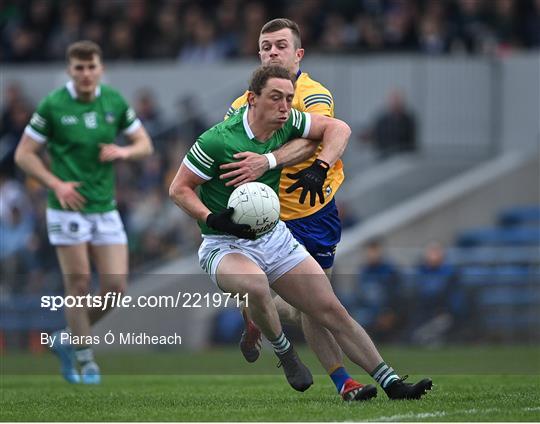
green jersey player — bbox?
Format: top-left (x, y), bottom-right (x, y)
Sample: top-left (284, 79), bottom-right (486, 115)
top-left (170, 65), bottom-right (432, 398)
top-left (15, 41), bottom-right (153, 384)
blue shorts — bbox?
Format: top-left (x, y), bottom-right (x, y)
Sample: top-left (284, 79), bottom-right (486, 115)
top-left (284, 198), bottom-right (342, 269)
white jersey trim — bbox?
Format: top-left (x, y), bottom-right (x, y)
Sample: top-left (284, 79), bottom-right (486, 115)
top-left (301, 112), bottom-right (311, 138)
top-left (123, 118), bottom-right (142, 135)
top-left (24, 125), bottom-right (47, 144)
top-left (242, 105), bottom-right (255, 139)
top-left (66, 81), bottom-right (101, 99)
top-left (183, 157), bottom-right (212, 180)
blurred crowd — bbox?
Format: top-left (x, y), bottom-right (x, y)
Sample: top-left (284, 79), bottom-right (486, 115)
top-left (339, 239), bottom-right (471, 345)
top-left (2, 0), bottom-right (540, 63)
top-left (0, 82), bottom-right (207, 297)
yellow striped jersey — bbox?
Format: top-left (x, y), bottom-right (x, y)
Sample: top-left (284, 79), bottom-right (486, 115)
top-left (225, 72), bottom-right (345, 221)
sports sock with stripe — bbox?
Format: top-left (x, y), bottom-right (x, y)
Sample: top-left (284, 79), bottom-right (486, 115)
top-left (370, 362), bottom-right (400, 389)
top-left (75, 346), bottom-right (95, 366)
top-left (269, 332), bottom-right (291, 355)
top-left (329, 366), bottom-right (351, 393)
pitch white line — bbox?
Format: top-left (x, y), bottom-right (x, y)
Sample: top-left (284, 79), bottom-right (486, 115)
top-left (371, 407), bottom-right (539, 422)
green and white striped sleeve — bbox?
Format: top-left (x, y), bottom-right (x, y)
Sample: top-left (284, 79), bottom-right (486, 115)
top-left (183, 129), bottom-right (221, 180)
top-left (24, 98), bottom-right (51, 143)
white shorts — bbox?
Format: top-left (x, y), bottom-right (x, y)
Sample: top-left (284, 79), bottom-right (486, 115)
top-left (198, 220), bottom-right (309, 287)
top-left (46, 208), bottom-right (127, 246)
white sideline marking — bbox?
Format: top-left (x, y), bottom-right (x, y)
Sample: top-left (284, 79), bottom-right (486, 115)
top-left (372, 406), bottom-right (538, 422)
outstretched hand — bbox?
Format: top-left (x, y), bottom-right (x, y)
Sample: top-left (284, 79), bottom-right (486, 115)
top-left (285, 159), bottom-right (330, 207)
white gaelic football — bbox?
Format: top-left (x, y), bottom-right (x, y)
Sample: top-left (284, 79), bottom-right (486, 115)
top-left (227, 182), bottom-right (280, 236)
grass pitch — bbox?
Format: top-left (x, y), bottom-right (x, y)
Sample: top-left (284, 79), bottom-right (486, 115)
top-left (1, 346), bottom-right (539, 421)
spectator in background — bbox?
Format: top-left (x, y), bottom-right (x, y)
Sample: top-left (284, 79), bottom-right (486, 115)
top-left (353, 239), bottom-right (404, 342)
top-left (523, 0), bottom-right (540, 48)
top-left (105, 21), bottom-right (138, 60)
top-left (319, 13), bottom-right (349, 52)
top-left (173, 95), bottom-right (208, 142)
top-left (124, 0), bottom-right (154, 58)
top-left (450, 0), bottom-right (494, 54)
top-left (24, 0), bottom-right (54, 56)
top-left (81, 21), bottom-right (106, 48)
top-left (409, 242), bottom-right (463, 345)
top-left (1, 83), bottom-right (33, 178)
top-left (6, 26), bottom-right (40, 62)
top-left (356, 16), bottom-right (385, 53)
top-left (418, 16), bottom-right (450, 54)
top-left (179, 17), bottom-right (227, 63)
top-left (215, 1), bottom-right (241, 58)
top-left (149, 3), bottom-right (184, 59)
top-left (382, 6), bottom-right (418, 52)
top-left (363, 89), bottom-right (417, 159)
top-left (48, 3), bottom-right (84, 60)
top-left (0, 171), bottom-right (40, 293)
top-left (238, 1), bottom-right (267, 56)
top-left (490, 0), bottom-right (521, 54)
top-left (134, 89), bottom-right (164, 140)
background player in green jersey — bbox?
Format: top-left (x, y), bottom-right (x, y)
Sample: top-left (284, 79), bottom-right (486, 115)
top-left (169, 65), bottom-right (432, 398)
top-left (15, 41), bottom-right (153, 384)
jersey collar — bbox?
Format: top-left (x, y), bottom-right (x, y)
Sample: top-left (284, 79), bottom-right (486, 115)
top-left (295, 69), bottom-right (302, 80)
top-left (242, 105), bottom-right (255, 139)
top-left (66, 81), bottom-right (101, 100)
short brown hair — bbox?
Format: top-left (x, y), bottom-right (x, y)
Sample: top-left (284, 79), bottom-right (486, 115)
top-left (248, 65), bottom-right (294, 95)
top-left (66, 40), bottom-right (103, 62)
top-left (260, 18), bottom-right (302, 49)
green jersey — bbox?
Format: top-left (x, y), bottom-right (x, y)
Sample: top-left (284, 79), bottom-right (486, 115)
top-left (25, 81), bottom-right (140, 213)
top-left (184, 104), bottom-right (311, 236)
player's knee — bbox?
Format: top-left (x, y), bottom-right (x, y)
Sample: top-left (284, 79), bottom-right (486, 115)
top-left (64, 274), bottom-right (91, 296)
top-left (101, 276), bottom-right (127, 295)
top-left (316, 301), bottom-right (350, 331)
top-left (245, 282), bottom-right (272, 307)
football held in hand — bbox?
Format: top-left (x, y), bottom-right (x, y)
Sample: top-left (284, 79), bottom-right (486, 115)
top-left (227, 182), bottom-right (280, 237)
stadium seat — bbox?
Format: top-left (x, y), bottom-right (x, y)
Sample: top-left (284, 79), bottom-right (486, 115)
top-left (456, 227), bottom-right (540, 247)
top-left (0, 295), bottom-right (65, 332)
top-left (498, 206), bottom-right (540, 227)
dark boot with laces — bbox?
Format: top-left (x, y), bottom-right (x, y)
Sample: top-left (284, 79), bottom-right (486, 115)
top-left (385, 375), bottom-right (433, 400)
top-left (276, 347), bottom-right (313, 392)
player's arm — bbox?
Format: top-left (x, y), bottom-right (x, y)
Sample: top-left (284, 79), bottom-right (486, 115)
top-left (219, 138), bottom-right (317, 187)
top-left (15, 133), bottom-right (86, 210)
top-left (169, 163), bottom-right (212, 222)
top-left (99, 126), bottom-right (154, 162)
top-left (304, 113), bottom-right (350, 166)
top-left (169, 163), bottom-right (255, 239)
top-left (285, 114), bottom-right (351, 206)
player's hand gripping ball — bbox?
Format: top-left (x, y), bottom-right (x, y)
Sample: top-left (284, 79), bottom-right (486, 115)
top-left (227, 182), bottom-right (280, 237)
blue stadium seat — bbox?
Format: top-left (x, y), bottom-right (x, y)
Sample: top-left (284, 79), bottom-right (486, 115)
top-left (478, 287), bottom-right (540, 306)
top-left (456, 227), bottom-right (540, 247)
top-left (0, 295), bottom-right (65, 331)
top-left (498, 206), bottom-right (540, 227)
top-left (451, 246), bottom-right (540, 266)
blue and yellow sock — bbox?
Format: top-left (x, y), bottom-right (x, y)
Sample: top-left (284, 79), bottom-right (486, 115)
top-left (329, 365), bottom-right (351, 393)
